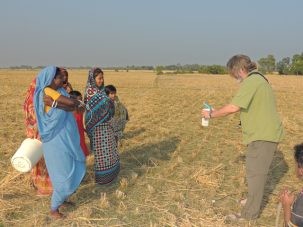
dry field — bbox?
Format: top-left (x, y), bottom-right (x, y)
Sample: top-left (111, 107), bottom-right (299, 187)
top-left (0, 69), bottom-right (303, 226)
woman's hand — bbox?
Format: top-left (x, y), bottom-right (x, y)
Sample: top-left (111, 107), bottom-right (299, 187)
top-left (280, 188), bottom-right (295, 224)
top-left (75, 100), bottom-right (85, 113)
top-left (76, 106), bottom-right (85, 113)
top-left (280, 188), bottom-right (295, 209)
top-left (44, 95), bottom-right (54, 106)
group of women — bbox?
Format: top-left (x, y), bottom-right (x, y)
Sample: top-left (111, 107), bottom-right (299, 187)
top-left (23, 66), bottom-right (120, 218)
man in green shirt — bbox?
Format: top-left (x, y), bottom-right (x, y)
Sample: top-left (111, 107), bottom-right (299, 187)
top-left (202, 55), bottom-right (284, 222)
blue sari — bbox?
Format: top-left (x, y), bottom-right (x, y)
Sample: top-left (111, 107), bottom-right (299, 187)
top-left (34, 66), bottom-right (85, 211)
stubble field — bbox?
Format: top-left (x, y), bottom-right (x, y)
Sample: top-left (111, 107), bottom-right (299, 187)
top-left (0, 69), bottom-right (303, 226)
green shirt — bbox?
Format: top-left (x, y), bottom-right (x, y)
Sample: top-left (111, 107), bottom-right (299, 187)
top-left (231, 72), bottom-right (284, 145)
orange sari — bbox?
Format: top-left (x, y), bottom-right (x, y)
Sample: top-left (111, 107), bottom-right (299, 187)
top-left (24, 78), bottom-right (52, 195)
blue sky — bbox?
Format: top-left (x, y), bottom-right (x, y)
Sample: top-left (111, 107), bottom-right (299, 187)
top-left (0, 0), bottom-right (302, 67)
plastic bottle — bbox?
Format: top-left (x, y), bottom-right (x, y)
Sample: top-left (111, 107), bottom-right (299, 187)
top-left (201, 102), bottom-right (212, 127)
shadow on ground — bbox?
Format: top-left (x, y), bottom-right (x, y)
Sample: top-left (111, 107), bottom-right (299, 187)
top-left (74, 136), bottom-right (180, 207)
top-left (123, 127), bottom-right (145, 140)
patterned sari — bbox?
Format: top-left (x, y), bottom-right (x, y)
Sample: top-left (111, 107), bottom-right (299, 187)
top-left (84, 68), bottom-right (119, 184)
top-left (23, 78), bottom-right (52, 196)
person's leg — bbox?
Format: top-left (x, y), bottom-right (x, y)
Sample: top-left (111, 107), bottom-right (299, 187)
top-left (241, 141), bottom-right (277, 219)
top-left (49, 189), bottom-right (66, 219)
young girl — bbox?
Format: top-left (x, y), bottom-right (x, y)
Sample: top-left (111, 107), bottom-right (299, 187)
top-left (69, 90), bottom-right (90, 157)
top-left (84, 68), bottom-right (119, 185)
top-left (105, 85), bottom-right (129, 141)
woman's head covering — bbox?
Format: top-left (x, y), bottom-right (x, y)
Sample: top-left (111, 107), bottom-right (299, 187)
top-left (84, 68), bottom-right (114, 137)
top-left (34, 66), bottom-right (69, 142)
top-left (84, 68), bottom-right (103, 104)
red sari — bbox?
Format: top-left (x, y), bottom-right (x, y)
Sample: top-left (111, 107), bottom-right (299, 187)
top-left (23, 78), bottom-right (53, 195)
top-left (73, 111), bottom-right (90, 157)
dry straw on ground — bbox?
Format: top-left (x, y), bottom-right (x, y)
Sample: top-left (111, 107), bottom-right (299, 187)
top-left (0, 69), bottom-right (303, 226)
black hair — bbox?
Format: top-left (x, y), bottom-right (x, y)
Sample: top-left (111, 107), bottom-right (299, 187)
top-left (294, 143), bottom-right (303, 168)
top-left (93, 68), bottom-right (104, 79)
top-left (69, 90), bottom-right (82, 97)
top-left (105, 85), bottom-right (117, 96)
top-left (54, 67), bottom-right (68, 80)
top-left (54, 67), bottom-right (61, 78)
top-left (60, 68), bottom-right (68, 78)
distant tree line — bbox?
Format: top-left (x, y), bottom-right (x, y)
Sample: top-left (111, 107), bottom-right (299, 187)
top-left (8, 65), bottom-right (44, 70)
top-left (154, 52), bottom-right (303, 76)
top-left (7, 65), bottom-right (92, 70)
top-left (4, 52), bottom-right (303, 76)
top-left (258, 53), bottom-right (303, 75)
top-left (154, 64), bottom-right (227, 75)
top-left (6, 65), bottom-right (155, 71)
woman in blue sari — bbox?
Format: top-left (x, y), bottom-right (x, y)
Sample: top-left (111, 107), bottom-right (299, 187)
top-left (84, 68), bottom-right (119, 184)
top-left (34, 66), bottom-right (86, 218)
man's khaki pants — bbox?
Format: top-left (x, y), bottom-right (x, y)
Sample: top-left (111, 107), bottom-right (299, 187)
top-left (241, 141), bottom-right (278, 219)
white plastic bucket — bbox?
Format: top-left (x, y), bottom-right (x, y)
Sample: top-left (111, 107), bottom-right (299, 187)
top-left (11, 138), bottom-right (43, 173)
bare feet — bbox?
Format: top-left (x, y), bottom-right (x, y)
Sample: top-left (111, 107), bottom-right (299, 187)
top-left (50, 209), bottom-right (65, 219)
